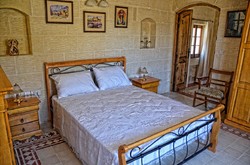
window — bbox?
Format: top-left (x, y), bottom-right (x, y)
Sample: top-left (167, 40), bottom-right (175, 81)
top-left (190, 25), bottom-right (203, 58)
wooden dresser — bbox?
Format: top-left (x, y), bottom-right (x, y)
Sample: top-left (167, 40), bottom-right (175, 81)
top-left (131, 76), bottom-right (160, 93)
top-left (0, 66), bottom-right (16, 165)
top-left (7, 97), bottom-right (41, 140)
top-left (225, 2), bottom-right (250, 132)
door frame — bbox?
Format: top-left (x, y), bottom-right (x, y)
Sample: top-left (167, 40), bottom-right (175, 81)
top-left (171, 3), bottom-right (220, 91)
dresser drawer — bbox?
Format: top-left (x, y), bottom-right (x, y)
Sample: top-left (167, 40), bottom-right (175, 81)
top-left (11, 121), bottom-right (39, 136)
top-left (9, 110), bottom-right (38, 127)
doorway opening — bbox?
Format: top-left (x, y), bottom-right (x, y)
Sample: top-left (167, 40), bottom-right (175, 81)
top-left (187, 24), bottom-right (204, 86)
top-left (172, 3), bottom-right (220, 94)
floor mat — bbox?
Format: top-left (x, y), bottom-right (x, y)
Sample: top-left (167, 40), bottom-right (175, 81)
top-left (221, 123), bottom-right (250, 141)
top-left (13, 131), bottom-right (64, 165)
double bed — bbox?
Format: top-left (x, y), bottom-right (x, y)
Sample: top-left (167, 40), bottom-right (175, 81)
top-left (44, 56), bottom-right (223, 165)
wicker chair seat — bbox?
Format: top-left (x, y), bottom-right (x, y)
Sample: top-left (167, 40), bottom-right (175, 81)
top-left (196, 87), bottom-right (224, 99)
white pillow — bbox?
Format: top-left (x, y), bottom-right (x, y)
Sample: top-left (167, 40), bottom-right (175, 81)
top-left (93, 66), bottom-right (132, 90)
top-left (51, 71), bottom-right (99, 98)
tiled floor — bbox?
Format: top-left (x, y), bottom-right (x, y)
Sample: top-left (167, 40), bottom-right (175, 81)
top-left (39, 92), bottom-right (250, 165)
top-left (36, 143), bottom-right (82, 165)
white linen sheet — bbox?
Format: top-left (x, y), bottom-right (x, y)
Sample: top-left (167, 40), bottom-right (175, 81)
top-left (52, 86), bottom-right (212, 165)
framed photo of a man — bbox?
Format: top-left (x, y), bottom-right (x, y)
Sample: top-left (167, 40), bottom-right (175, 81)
top-left (115, 6), bottom-right (128, 28)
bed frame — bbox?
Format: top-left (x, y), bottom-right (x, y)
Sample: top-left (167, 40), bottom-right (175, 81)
top-left (44, 56), bottom-right (224, 165)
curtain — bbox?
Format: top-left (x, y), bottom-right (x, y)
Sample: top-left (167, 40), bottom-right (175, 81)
top-left (197, 22), bottom-right (213, 77)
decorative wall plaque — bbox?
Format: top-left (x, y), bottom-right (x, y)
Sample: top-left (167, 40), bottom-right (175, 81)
top-left (7, 39), bottom-right (19, 56)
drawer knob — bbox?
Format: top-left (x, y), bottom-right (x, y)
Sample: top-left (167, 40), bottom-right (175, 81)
top-left (20, 118), bottom-right (24, 123)
top-left (22, 128), bottom-right (25, 132)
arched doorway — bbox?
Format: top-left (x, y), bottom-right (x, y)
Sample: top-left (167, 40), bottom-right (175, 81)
top-left (172, 3), bottom-right (220, 92)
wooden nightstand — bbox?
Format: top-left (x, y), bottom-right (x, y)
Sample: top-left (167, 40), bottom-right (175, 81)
top-left (131, 76), bottom-right (160, 93)
top-left (7, 96), bottom-right (42, 141)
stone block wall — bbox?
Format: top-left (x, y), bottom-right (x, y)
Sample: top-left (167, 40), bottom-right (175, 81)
top-left (0, 0), bottom-right (175, 123)
top-left (0, 0), bottom-right (248, 123)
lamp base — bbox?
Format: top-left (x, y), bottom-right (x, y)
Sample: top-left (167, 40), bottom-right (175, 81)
top-left (14, 98), bottom-right (23, 105)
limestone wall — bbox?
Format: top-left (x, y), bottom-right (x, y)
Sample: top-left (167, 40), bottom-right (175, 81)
top-left (0, 0), bottom-right (248, 123)
top-left (0, 0), bottom-right (175, 123)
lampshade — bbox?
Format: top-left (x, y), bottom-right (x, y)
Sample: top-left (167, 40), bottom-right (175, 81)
top-left (85, 0), bottom-right (97, 6)
top-left (13, 83), bottom-right (23, 94)
top-left (98, 0), bottom-right (109, 7)
top-left (141, 67), bottom-right (148, 75)
top-left (138, 67), bottom-right (148, 80)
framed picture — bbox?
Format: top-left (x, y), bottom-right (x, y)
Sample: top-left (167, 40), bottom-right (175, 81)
top-left (45, 0), bottom-right (73, 24)
top-left (83, 11), bottom-right (106, 32)
top-left (225, 10), bottom-right (246, 37)
top-left (115, 6), bottom-right (128, 28)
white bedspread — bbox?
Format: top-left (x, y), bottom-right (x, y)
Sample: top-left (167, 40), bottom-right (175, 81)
top-left (52, 86), bottom-right (210, 165)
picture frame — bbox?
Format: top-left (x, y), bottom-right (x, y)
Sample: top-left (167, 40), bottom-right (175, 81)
top-left (225, 10), bottom-right (246, 37)
top-left (83, 11), bottom-right (106, 33)
top-left (115, 6), bottom-right (128, 28)
top-left (45, 0), bottom-right (73, 24)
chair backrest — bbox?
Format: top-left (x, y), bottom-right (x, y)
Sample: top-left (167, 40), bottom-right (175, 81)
top-left (206, 68), bottom-right (234, 96)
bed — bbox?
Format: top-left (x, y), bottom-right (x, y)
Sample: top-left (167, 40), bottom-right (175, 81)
top-left (44, 56), bottom-right (223, 165)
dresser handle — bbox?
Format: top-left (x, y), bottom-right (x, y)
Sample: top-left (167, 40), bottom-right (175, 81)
top-left (22, 128), bottom-right (25, 132)
top-left (20, 118), bottom-right (24, 123)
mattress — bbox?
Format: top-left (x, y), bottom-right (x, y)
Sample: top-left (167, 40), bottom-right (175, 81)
top-left (52, 85), bottom-right (212, 165)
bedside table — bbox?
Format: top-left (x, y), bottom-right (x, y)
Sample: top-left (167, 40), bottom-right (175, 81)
top-left (7, 96), bottom-right (42, 141)
top-left (131, 76), bottom-right (160, 93)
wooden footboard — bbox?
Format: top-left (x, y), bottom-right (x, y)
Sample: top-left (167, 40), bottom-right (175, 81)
top-left (118, 104), bottom-right (223, 165)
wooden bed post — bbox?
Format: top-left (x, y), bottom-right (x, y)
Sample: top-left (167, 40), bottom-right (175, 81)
top-left (44, 63), bottom-right (52, 122)
top-left (118, 145), bottom-right (127, 165)
top-left (208, 104), bottom-right (223, 152)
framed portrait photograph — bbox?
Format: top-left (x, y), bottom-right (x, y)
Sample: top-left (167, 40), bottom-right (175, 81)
top-left (225, 10), bottom-right (246, 37)
top-left (83, 11), bottom-right (106, 32)
top-left (45, 0), bottom-right (73, 24)
top-left (115, 6), bottom-right (128, 28)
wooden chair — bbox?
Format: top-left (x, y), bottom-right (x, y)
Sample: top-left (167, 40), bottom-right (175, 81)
top-left (193, 68), bottom-right (234, 113)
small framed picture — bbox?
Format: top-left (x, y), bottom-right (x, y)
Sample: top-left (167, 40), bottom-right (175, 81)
top-left (115, 6), bottom-right (128, 28)
top-left (225, 10), bottom-right (246, 37)
top-left (83, 11), bottom-right (106, 33)
top-left (45, 0), bottom-right (73, 24)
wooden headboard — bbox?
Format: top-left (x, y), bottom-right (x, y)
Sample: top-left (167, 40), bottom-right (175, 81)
top-left (44, 56), bottom-right (126, 121)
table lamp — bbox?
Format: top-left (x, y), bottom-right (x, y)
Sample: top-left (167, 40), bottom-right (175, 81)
top-left (12, 83), bottom-right (23, 105)
top-left (139, 67), bottom-right (148, 81)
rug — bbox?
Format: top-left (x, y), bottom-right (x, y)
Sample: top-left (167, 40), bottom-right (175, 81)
top-left (13, 131), bottom-right (64, 165)
top-left (221, 123), bottom-right (250, 140)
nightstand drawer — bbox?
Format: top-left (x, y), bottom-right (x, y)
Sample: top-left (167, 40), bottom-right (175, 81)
top-left (141, 82), bottom-right (159, 88)
top-left (145, 87), bottom-right (158, 93)
top-left (9, 111), bottom-right (38, 126)
top-left (11, 121), bottom-right (39, 136)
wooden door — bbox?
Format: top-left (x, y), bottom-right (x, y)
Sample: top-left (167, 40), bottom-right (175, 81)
top-left (173, 10), bottom-right (193, 91)
top-left (225, 3), bottom-right (250, 132)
